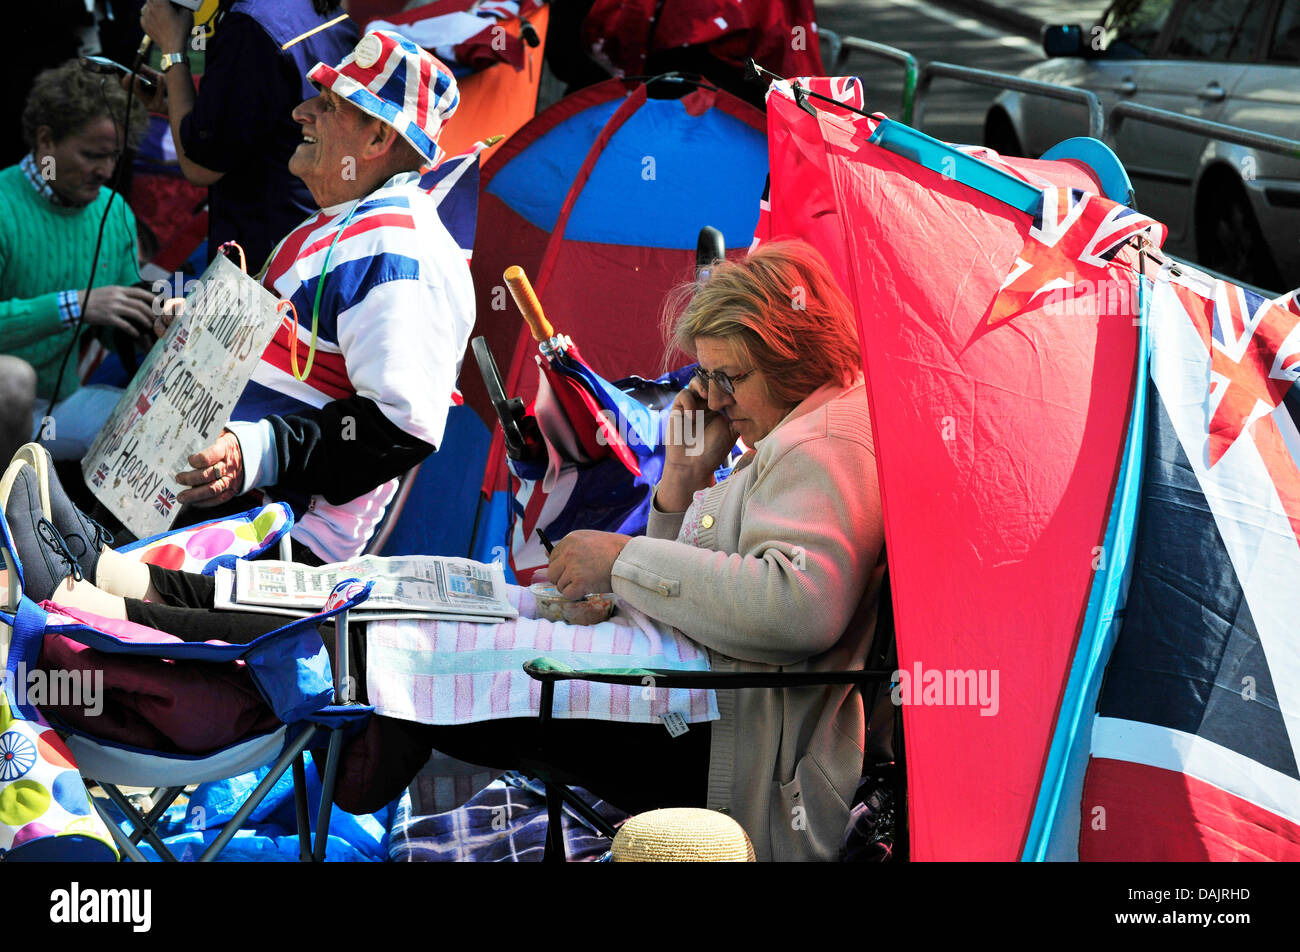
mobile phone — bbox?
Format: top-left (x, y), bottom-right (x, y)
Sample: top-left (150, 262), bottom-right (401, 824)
top-left (81, 55), bottom-right (157, 97)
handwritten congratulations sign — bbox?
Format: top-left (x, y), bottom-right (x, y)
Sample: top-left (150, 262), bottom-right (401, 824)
top-left (81, 254), bottom-right (280, 539)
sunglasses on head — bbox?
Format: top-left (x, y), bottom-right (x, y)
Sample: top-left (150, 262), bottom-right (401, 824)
top-left (692, 365), bottom-right (755, 397)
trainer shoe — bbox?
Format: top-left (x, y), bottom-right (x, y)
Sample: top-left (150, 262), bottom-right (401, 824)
top-left (0, 460), bottom-right (79, 602)
top-left (14, 443), bottom-right (112, 585)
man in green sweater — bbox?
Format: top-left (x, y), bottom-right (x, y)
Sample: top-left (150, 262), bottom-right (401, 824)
top-left (0, 60), bottom-right (155, 465)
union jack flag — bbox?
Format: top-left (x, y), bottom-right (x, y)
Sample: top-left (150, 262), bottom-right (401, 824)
top-left (1277, 287), bottom-right (1300, 319)
top-left (135, 368), bottom-right (166, 417)
top-left (1081, 264), bottom-right (1300, 860)
top-left (771, 75), bottom-right (866, 114)
top-left (418, 145), bottom-right (481, 267)
top-left (154, 487), bottom-right (176, 517)
top-left (91, 463), bottom-right (109, 488)
top-left (1185, 281), bottom-right (1300, 467)
top-left (988, 187), bottom-right (1167, 326)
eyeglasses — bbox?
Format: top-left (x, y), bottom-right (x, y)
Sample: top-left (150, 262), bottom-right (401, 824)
top-left (692, 365), bottom-right (755, 397)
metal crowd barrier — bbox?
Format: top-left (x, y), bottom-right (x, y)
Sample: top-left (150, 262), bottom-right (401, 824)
top-left (811, 31), bottom-right (1298, 293)
top-left (822, 29), bottom-right (920, 125)
top-left (819, 32), bottom-right (1298, 167)
top-left (1107, 101), bottom-right (1300, 159)
top-left (818, 30), bottom-right (1101, 140)
top-left (914, 62), bottom-right (1104, 140)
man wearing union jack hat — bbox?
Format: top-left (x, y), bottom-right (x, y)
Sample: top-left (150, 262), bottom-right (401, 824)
top-left (166, 31), bottom-right (475, 564)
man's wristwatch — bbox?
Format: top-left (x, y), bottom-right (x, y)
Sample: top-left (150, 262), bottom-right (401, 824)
top-left (159, 51), bottom-right (187, 73)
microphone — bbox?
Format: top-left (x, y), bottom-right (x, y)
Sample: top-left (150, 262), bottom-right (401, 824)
top-left (132, 35), bottom-right (153, 80)
top-left (135, 0), bottom-right (205, 66)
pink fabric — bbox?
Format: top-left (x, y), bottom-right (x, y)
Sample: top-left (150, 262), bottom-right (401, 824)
top-left (41, 603), bottom-right (191, 644)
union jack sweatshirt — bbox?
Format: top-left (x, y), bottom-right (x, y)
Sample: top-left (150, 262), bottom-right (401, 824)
top-left (227, 170), bottom-right (475, 562)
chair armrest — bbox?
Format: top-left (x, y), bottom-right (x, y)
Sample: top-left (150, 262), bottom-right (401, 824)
top-left (522, 657), bottom-right (894, 691)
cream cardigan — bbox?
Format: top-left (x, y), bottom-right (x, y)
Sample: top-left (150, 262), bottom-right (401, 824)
top-left (611, 377), bottom-right (887, 861)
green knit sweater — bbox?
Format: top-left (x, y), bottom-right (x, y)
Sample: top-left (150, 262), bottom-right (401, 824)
top-left (0, 163), bottom-right (140, 401)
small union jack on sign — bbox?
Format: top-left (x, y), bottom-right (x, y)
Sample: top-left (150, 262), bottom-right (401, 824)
top-left (91, 463), bottom-right (109, 488)
top-left (135, 368), bottom-right (166, 416)
top-left (154, 487), bottom-right (177, 517)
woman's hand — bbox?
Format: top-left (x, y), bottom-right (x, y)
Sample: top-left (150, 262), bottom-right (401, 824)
top-left (547, 530), bottom-right (631, 599)
top-left (665, 378), bottom-right (736, 471)
top-left (656, 379), bottom-right (735, 511)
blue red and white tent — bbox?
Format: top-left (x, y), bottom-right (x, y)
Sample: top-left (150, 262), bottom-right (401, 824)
top-left (460, 77), bottom-right (769, 570)
top-left (760, 85), bottom-right (1300, 860)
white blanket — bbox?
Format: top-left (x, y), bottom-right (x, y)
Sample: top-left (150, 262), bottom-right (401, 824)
top-left (365, 583), bottom-right (718, 726)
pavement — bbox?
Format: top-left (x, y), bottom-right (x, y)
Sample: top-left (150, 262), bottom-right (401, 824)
top-left (854, 0), bottom-right (1108, 43)
top-left (936, 0), bottom-right (1099, 39)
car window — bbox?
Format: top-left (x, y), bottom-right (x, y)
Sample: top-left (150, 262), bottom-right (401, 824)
top-left (1270, 0), bottom-right (1300, 62)
top-left (1100, 0), bottom-right (1175, 57)
top-left (1166, 0), bottom-right (1268, 61)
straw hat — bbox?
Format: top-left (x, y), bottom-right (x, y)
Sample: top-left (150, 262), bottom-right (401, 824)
top-left (610, 808), bottom-right (756, 862)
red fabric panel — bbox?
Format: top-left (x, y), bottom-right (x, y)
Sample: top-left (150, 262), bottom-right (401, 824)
top-left (767, 94), bottom-right (1137, 859)
top-left (468, 196), bottom-right (699, 423)
top-left (535, 85), bottom-right (649, 296)
top-left (464, 196), bottom-right (546, 430)
top-left (1081, 758), bottom-right (1300, 861)
top-left (765, 99), bottom-right (875, 293)
top-left (130, 172), bottom-right (208, 270)
top-left (525, 240), bottom-right (699, 384)
top-left (345, 0), bottom-right (404, 26)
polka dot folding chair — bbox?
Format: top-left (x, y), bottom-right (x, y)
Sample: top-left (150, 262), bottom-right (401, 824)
top-left (0, 638), bottom-right (118, 861)
top-left (116, 501), bottom-right (295, 574)
top-left (1, 471), bottom-right (374, 863)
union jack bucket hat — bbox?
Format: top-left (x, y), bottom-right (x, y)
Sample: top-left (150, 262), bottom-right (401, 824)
top-left (308, 30), bottom-right (460, 167)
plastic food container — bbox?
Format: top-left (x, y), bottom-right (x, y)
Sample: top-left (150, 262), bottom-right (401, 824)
top-left (529, 582), bottom-right (616, 625)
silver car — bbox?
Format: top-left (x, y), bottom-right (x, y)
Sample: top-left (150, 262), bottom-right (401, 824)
top-left (985, 0), bottom-right (1300, 292)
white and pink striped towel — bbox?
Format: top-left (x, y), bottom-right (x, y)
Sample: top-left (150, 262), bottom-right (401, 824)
top-left (365, 584), bottom-right (718, 726)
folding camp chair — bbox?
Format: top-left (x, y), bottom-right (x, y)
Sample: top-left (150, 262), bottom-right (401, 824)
top-left (0, 488), bottom-right (374, 862)
top-left (517, 570), bottom-right (905, 862)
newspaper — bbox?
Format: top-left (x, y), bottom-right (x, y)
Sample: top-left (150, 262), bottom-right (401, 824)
top-left (80, 254), bottom-right (280, 538)
top-left (225, 555), bottom-right (517, 620)
top-left (211, 567), bottom-right (508, 623)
